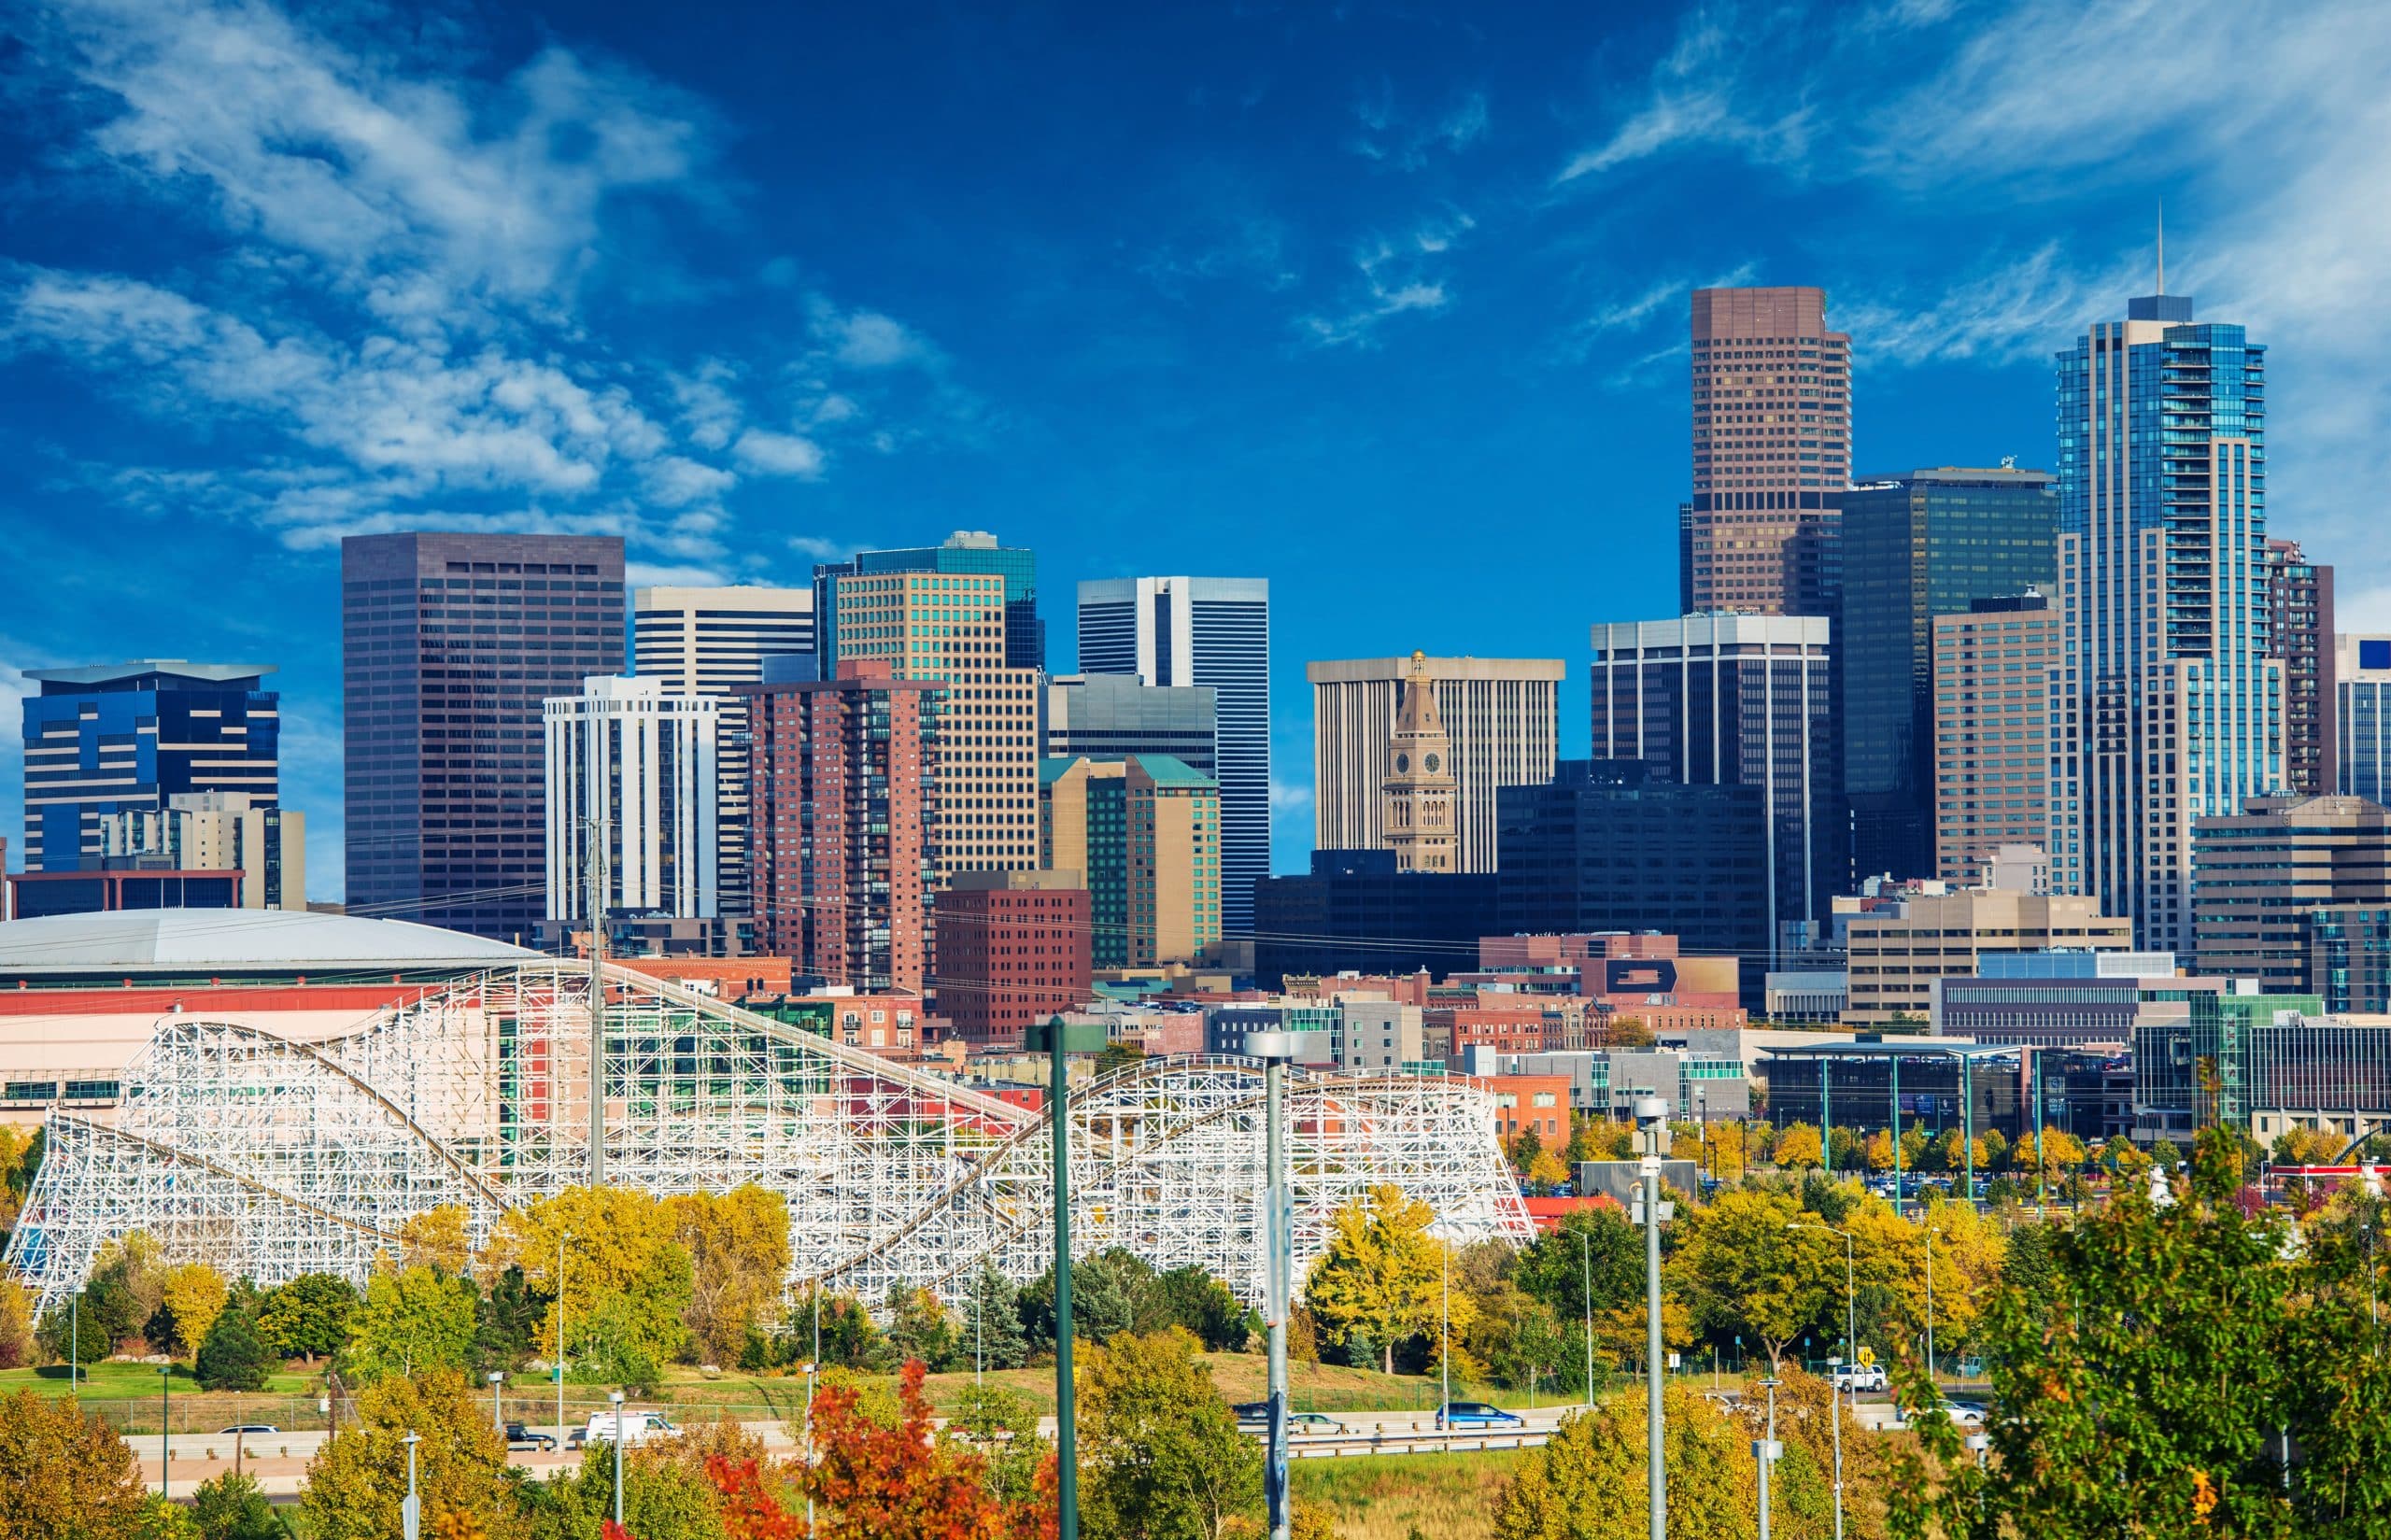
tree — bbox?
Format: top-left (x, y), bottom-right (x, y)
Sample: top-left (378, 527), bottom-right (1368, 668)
top-left (258, 1273), bottom-right (357, 1364)
top-left (1775, 1123), bottom-right (1825, 1170)
top-left (1864, 1130), bottom-right (1896, 1172)
top-left (1078, 1328), bottom-right (1261, 1540)
top-left (1462, 1281), bottom-right (1573, 1393)
top-left (1608, 1015), bottom-right (1656, 1048)
top-left (155, 1262), bottom-right (230, 1363)
top-left (667, 1186), bottom-right (793, 1368)
top-left (346, 1264), bottom-right (479, 1382)
top-left (1493, 1385), bottom-right (1757, 1540)
top-left (1146, 1265), bottom-right (1251, 1352)
top-left (2274, 1124), bottom-right (2346, 1166)
top-left (1305, 1183), bottom-right (1460, 1373)
top-left (192, 1470), bottom-right (290, 1540)
top-left (885, 1286), bottom-right (961, 1373)
top-left (944, 1384), bottom-right (1048, 1512)
top-left (0, 1281), bottom-right (33, 1371)
top-left (489, 1187), bottom-right (696, 1376)
top-left (83, 1230), bottom-right (166, 1351)
top-left (196, 1301), bottom-right (274, 1392)
top-left (799, 1359), bottom-right (1024, 1539)
top-left (1508, 1126), bottom-right (1547, 1177)
top-left (474, 1265), bottom-right (544, 1373)
top-left (398, 1207), bottom-right (477, 1276)
top-left (529, 1442), bottom-right (729, 1540)
top-left (300, 1370), bottom-right (525, 1540)
top-left (0, 1388), bottom-right (149, 1537)
top-left (965, 1265), bottom-right (1029, 1370)
top-left (1668, 1188), bottom-right (1835, 1372)
top-left (1512, 1207), bottom-right (1642, 1326)
top-left (1526, 1151), bottom-right (1571, 1194)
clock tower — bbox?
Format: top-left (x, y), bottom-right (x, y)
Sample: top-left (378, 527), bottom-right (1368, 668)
top-left (1382, 651), bottom-right (1457, 873)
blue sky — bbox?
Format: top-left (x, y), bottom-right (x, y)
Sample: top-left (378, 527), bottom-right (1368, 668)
top-left (6, 0), bottom-right (2389, 899)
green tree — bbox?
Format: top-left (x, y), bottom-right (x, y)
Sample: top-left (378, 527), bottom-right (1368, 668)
top-left (965, 1264), bottom-right (1029, 1370)
top-left (1305, 1183), bottom-right (1459, 1373)
top-left (192, 1470), bottom-right (290, 1540)
top-left (195, 1301), bottom-right (274, 1392)
top-left (474, 1264), bottom-right (544, 1373)
top-left (943, 1383), bottom-right (1047, 1511)
top-left (346, 1264), bottom-right (479, 1382)
top-left (258, 1273), bottom-right (357, 1364)
top-left (527, 1443), bottom-right (729, 1540)
top-left (1493, 1385), bottom-right (1756, 1540)
top-left (884, 1285), bottom-right (961, 1373)
top-left (0, 1388), bottom-right (149, 1537)
top-left (1667, 1188), bottom-right (1834, 1373)
top-left (300, 1370), bottom-right (525, 1540)
top-left (1146, 1264), bottom-right (1252, 1352)
top-left (1079, 1328), bottom-right (1261, 1540)
top-left (82, 1232), bottom-right (166, 1351)
top-left (1512, 1207), bottom-right (1642, 1323)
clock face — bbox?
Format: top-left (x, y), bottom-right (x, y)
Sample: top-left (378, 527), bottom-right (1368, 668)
top-left (1425, 753), bottom-right (1441, 773)
top-left (1394, 753), bottom-right (1410, 774)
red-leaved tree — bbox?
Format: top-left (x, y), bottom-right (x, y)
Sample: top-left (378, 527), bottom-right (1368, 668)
top-left (801, 1359), bottom-right (1054, 1540)
top-left (707, 1455), bottom-right (803, 1540)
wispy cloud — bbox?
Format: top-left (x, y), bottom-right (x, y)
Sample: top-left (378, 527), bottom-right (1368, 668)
top-left (1296, 210), bottom-right (1474, 348)
top-left (1350, 83), bottom-right (1490, 169)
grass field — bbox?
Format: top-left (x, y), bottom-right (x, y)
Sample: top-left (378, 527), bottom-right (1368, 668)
top-left (1293, 1449), bottom-right (1523, 1540)
top-left (0, 1361), bottom-right (315, 1400)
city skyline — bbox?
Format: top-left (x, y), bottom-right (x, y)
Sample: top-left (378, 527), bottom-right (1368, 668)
top-left (5, 0), bottom-right (2389, 901)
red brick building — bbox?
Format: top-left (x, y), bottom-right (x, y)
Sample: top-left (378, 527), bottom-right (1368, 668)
top-left (743, 661), bottom-right (939, 992)
top-left (1464, 1073), bottom-right (1573, 1144)
top-left (934, 870), bottom-right (1093, 1046)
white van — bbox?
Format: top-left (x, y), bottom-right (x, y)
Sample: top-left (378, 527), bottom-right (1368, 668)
top-left (585, 1410), bottom-right (679, 1447)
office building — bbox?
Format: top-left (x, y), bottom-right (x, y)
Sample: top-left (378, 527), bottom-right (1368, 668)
top-left (743, 660), bottom-right (940, 993)
top-left (1841, 468), bottom-right (2058, 881)
top-left (1252, 851), bottom-right (1498, 988)
top-left (1077, 576), bottom-right (1269, 933)
top-left (2191, 795), bottom-right (2391, 992)
top-left (1761, 1041), bottom-right (2029, 1143)
top-left (1591, 614), bottom-right (1843, 945)
top-left (831, 567), bottom-right (1040, 877)
top-left (1931, 594), bottom-right (2062, 883)
top-left (2338, 635), bottom-right (2391, 801)
top-left (815, 530), bottom-right (1043, 670)
top-left (2301, 905), bottom-right (2391, 1015)
top-left (1383, 652), bottom-right (1458, 873)
top-left (2265, 540), bottom-right (2336, 797)
top-left (543, 676), bottom-right (721, 925)
top-left (97, 792), bottom-right (305, 911)
top-left (1309, 656), bottom-right (1562, 875)
top-left (1845, 890), bottom-right (2130, 1024)
top-left (933, 869), bottom-right (1093, 1047)
top-left (342, 532), bottom-right (626, 942)
top-left (1331, 998), bottom-right (1428, 1074)
top-left (1495, 761), bottom-right (1772, 974)
top-left (1040, 754), bottom-right (1222, 968)
top-left (2050, 290), bottom-right (2282, 955)
top-left (632, 585), bottom-right (814, 916)
top-left (1681, 285), bottom-right (1852, 615)
top-left (2131, 990), bottom-right (2391, 1144)
top-left (21, 661), bottom-right (281, 874)
top-left (1043, 673), bottom-right (1216, 773)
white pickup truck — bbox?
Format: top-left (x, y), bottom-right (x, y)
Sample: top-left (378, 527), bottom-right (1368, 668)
top-left (583, 1410), bottom-right (679, 1447)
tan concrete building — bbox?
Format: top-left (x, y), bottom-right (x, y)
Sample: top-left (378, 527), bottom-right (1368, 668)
top-left (1931, 592), bottom-right (2059, 883)
top-left (2193, 795), bottom-right (2391, 993)
top-left (1041, 754), bottom-right (1222, 968)
top-left (832, 568), bottom-right (1039, 878)
top-left (1309, 656), bottom-right (1563, 873)
top-left (98, 792), bottom-right (305, 911)
top-left (1845, 890), bottom-right (2131, 1024)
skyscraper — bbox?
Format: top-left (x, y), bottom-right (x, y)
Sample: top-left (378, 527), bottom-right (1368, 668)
top-left (1682, 286), bottom-right (1852, 615)
top-left (1040, 754), bottom-right (1223, 968)
top-left (543, 676), bottom-right (720, 924)
top-left (2340, 634), bottom-right (2391, 801)
top-left (632, 585), bottom-right (814, 916)
top-left (342, 532), bottom-right (626, 942)
top-left (1590, 614), bottom-right (1842, 950)
top-left (1308, 656), bottom-right (1562, 876)
top-left (2265, 539), bottom-right (2336, 797)
top-left (815, 530), bottom-right (1043, 669)
top-left (1840, 467), bottom-right (2058, 880)
top-left (1932, 593), bottom-right (2061, 883)
top-left (1382, 653), bottom-right (1457, 873)
top-left (21, 661), bottom-right (281, 873)
top-left (2050, 290), bottom-right (2280, 954)
top-left (1077, 577), bottom-right (1269, 933)
top-left (1043, 674), bottom-right (1217, 775)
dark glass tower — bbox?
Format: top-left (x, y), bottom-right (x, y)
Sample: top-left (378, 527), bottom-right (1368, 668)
top-left (1840, 466), bottom-right (2058, 882)
top-left (814, 530), bottom-right (1043, 671)
top-left (342, 531), bottom-right (626, 942)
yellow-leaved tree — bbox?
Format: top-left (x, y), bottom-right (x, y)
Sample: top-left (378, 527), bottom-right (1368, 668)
top-left (156, 1262), bottom-right (228, 1364)
top-left (664, 1185), bottom-right (793, 1367)
top-left (1774, 1123), bottom-right (1825, 1170)
top-left (1304, 1184), bottom-right (1468, 1374)
top-left (397, 1205), bottom-right (476, 1276)
top-left (488, 1186), bottom-right (694, 1383)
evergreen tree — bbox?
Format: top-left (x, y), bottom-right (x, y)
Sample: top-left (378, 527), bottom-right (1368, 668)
top-left (965, 1265), bottom-right (1028, 1370)
top-left (195, 1304), bottom-right (272, 1392)
top-left (191, 1471), bottom-right (289, 1540)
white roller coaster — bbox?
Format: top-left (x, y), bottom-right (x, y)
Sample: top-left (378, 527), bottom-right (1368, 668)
top-left (3, 963), bottom-right (1533, 1322)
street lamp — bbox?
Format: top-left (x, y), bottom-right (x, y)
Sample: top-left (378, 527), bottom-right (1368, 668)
top-left (1754, 1378), bottom-right (1784, 1540)
top-left (1247, 1028), bottom-right (1324, 1540)
top-left (489, 1370), bottom-right (504, 1433)
top-left (1032, 1014), bottom-right (1106, 1540)
top-left (1923, 1223), bottom-right (1947, 1384)
top-left (609, 1391), bottom-right (627, 1528)
top-left (1695, 1087), bottom-right (1708, 1183)
top-left (556, 1228), bottom-right (574, 1450)
top-left (1824, 1355), bottom-right (1846, 1540)
top-left (1579, 1225), bottom-right (1596, 1410)
top-left (157, 1364), bottom-right (171, 1502)
top-left (1634, 1095), bottom-right (1672, 1540)
top-left (402, 1430), bottom-right (421, 1540)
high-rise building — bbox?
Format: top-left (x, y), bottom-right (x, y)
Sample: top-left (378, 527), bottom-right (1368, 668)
top-left (21, 661), bottom-right (281, 873)
top-left (2265, 539), bottom-right (2336, 797)
top-left (815, 530), bottom-right (1043, 670)
top-left (2191, 795), bottom-right (2391, 992)
top-left (1841, 467), bottom-right (2058, 880)
top-left (1931, 593), bottom-right (2062, 883)
top-left (1040, 754), bottom-right (1222, 968)
top-left (933, 869), bottom-right (1093, 1047)
top-left (743, 660), bottom-right (940, 992)
top-left (1252, 850), bottom-right (1499, 988)
top-left (1309, 656), bottom-right (1562, 876)
top-left (631, 586), bottom-right (814, 917)
top-left (96, 792), bottom-right (305, 911)
top-left (1077, 577), bottom-right (1268, 934)
top-left (1590, 614), bottom-right (1843, 948)
top-left (1043, 674), bottom-right (1217, 774)
top-left (2051, 290), bottom-right (2281, 954)
top-left (342, 532), bottom-right (625, 941)
top-left (543, 676), bottom-right (720, 925)
top-left (831, 567), bottom-right (1040, 878)
top-left (2340, 634), bottom-right (2391, 801)
top-left (1383, 653), bottom-right (1458, 874)
top-left (1844, 891), bottom-right (2131, 1024)
top-left (1681, 286), bottom-right (1853, 615)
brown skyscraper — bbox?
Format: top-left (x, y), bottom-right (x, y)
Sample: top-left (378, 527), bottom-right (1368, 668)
top-left (2265, 538), bottom-right (2337, 796)
top-left (1683, 286), bottom-right (1851, 615)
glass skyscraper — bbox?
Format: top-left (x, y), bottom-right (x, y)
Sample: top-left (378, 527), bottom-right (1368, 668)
top-left (2051, 292), bottom-right (2280, 954)
top-left (2337, 634), bottom-right (2391, 801)
top-left (1840, 466), bottom-right (2057, 882)
top-left (814, 530), bottom-right (1042, 671)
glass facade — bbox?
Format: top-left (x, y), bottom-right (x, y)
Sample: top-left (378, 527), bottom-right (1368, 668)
top-left (1761, 1047), bottom-right (2028, 1140)
top-left (814, 533), bottom-right (1043, 671)
top-left (2133, 992), bottom-right (2391, 1140)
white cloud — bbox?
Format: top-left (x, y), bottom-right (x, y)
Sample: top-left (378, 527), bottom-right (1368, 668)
top-left (732, 429), bottom-right (826, 479)
top-left (823, 310), bottom-right (931, 370)
top-left (1268, 778), bottom-right (1312, 811)
top-left (1297, 212), bottom-right (1471, 348)
top-left (642, 456), bottom-right (737, 509)
top-left (1349, 83), bottom-right (1490, 169)
top-left (787, 534), bottom-right (858, 563)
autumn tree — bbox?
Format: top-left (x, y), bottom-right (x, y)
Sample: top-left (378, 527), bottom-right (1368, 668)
top-left (490, 1187), bottom-right (695, 1379)
top-left (1305, 1183), bottom-right (1463, 1373)
top-left (0, 1282), bottom-right (34, 1371)
top-left (345, 1264), bottom-right (478, 1382)
top-left (799, 1359), bottom-right (1021, 1539)
top-left (0, 1388), bottom-right (149, 1537)
top-left (398, 1207), bottom-right (477, 1276)
top-left (1078, 1329), bottom-right (1261, 1540)
top-left (192, 1470), bottom-right (290, 1540)
top-left (1494, 1384), bottom-right (1757, 1540)
top-left (1775, 1123), bottom-right (1825, 1170)
top-left (154, 1262), bottom-right (230, 1363)
top-left (666, 1186), bottom-right (792, 1368)
top-left (528, 1441), bottom-right (729, 1540)
top-left (301, 1369), bottom-right (526, 1540)
top-left (83, 1230), bottom-right (168, 1351)
top-left (258, 1273), bottom-right (357, 1364)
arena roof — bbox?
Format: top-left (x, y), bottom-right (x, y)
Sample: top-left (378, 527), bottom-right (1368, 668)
top-left (0, 909), bottom-right (538, 977)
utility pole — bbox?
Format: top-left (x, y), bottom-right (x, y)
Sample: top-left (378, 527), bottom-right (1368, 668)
top-left (587, 812), bottom-right (610, 1187)
top-left (402, 1431), bottom-right (421, 1540)
top-left (1826, 1355), bottom-right (1846, 1540)
top-left (556, 1230), bottom-right (572, 1450)
top-left (1635, 1096), bottom-right (1670, 1540)
top-left (1250, 1031), bottom-right (1304, 1540)
top-left (1756, 1378), bottom-right (1783, 1540)
top-left (1036, 1015), bottom-right (1104, 1540)
top-left (1580, 1226), bottom-right (1595, 1410)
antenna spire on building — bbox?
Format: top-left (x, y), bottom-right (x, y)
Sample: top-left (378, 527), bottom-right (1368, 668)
top-left (2156, 197), bottom-right (2165, 295)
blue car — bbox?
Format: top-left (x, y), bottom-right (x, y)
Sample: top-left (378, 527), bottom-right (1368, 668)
top-left (1436, 1401), bottom-right (1524, 1431)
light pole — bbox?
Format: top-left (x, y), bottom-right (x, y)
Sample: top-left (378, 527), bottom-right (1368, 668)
top-left (556, 1228), bottom-right (573, 1451)
top-left (1635, 1096), bottom-right (1670, 1540)
top-left (1440, 1232), bottom-right (1451, 1419)
top-left (69, 1290), bottom-right (78, 1403)
top-left (1249, 1029), bottom-right (1317, 1540)
top-left (158, 1364), bottom-right (171, 1501)
top-left (489, 1370), bottom-right (504, 1433)
top-left (609, 1390), bottom-right (627, 1527)
top-left (1696, 1088), bottom-right (1708, 1184)
top-left (1788, 1222), bottom-right (1857, 1369)
top-left (1923, 1224), bottom-right (1945, 1384)
top-left (402, 1430), bottom-right (421, 1540)
top-left (1755, 1377), bottom-right (1783, 1540)
top-left (1579, 1224), bottom-right (1596, 1410)
top-left (1034, 1015), bottom-right (1104, 1540)
top-left (1825, 1354), bottom-right (1846, 1540)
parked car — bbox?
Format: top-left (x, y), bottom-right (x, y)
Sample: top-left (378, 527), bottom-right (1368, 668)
top-left (1230, 1401), bottom-right (1270, 1427)
top-left (504, 1421), bottom-right (558, 1452)
top-left (1286, 1412), bottom-right (1347, 1434)
top-left (1830, 1363), bottom-right (1889, 1392)
top-left (218, 1424), bottom-right (278, 1436)
top-left (1897, 1396), bottom-right (1987, 1428)
top-left (1436, 1402), bottom-right (1524, 1431)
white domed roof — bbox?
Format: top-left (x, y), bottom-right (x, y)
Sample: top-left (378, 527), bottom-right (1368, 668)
top-left (0, 908), bottom-right (538, 974)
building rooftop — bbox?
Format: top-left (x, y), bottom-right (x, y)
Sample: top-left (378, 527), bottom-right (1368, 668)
top-left (25, 660), bottom-right (276, 690)
top-left (0, 909), bottom-right (538, 976)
